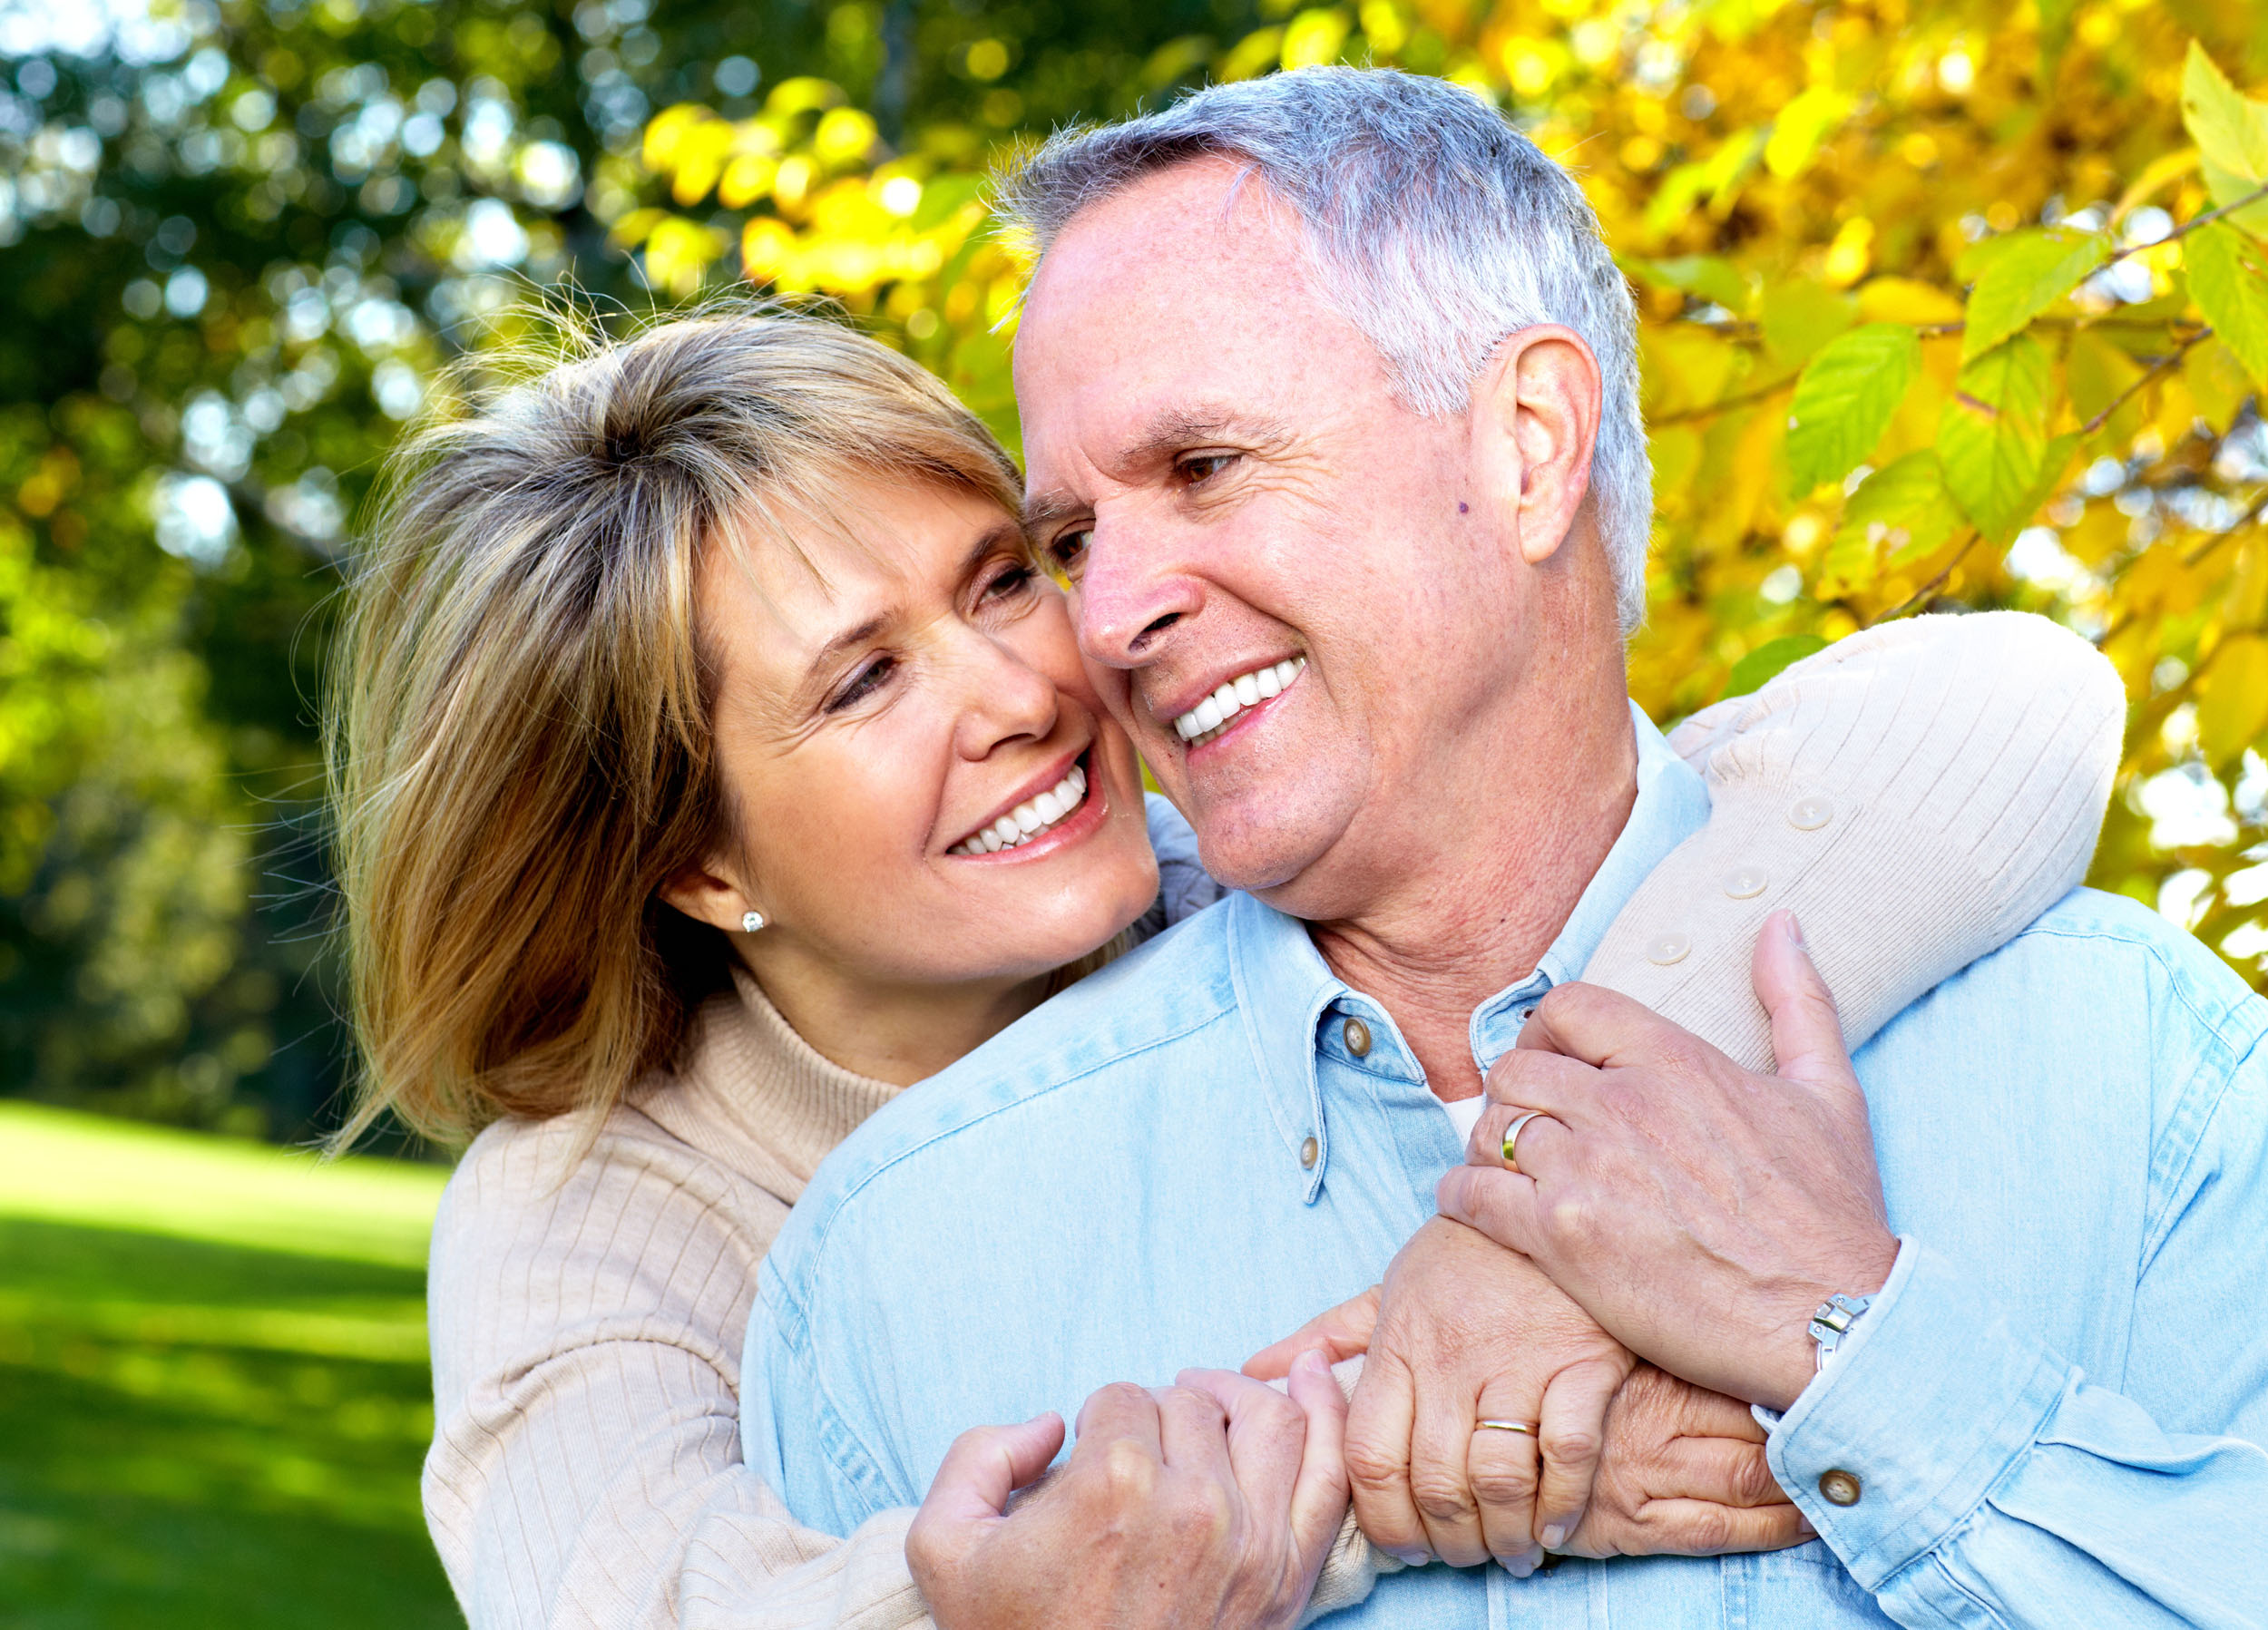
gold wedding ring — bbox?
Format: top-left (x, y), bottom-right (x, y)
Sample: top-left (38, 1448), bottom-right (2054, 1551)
top-left (1501, 1109), bottom-right (1547, 1175)
top-left (1475, 1419), bottom-right (1540, 1435)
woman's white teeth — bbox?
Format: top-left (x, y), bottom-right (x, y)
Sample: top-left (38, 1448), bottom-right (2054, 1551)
top-left (1173, 657), bottom-right (1305, 743)
top-left (950, 762), bottom-right (1089, 855)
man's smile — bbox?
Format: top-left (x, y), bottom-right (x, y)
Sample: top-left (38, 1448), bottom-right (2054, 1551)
top-left (1160, 655), bottom-right (1307, 748)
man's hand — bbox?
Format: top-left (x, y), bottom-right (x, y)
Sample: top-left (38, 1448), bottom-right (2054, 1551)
top-left (906, 1353), bottom-right (1349, 1630)
top-left (1557, 1365), bottom-right (1810, 1559)
top-left (1441, 911), bottom-right (1899, 1412)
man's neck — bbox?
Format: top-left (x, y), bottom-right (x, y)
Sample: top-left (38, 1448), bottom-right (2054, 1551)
top-left (1305, 684), bottom-right (1639, 1104)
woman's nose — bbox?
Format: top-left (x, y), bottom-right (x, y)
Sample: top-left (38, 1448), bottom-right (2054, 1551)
top-left (953, 636), bottom-right (1061, 759)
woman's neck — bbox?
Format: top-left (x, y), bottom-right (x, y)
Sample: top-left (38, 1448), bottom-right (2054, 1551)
top-left (738, 950), bottom-right (1051, 1088)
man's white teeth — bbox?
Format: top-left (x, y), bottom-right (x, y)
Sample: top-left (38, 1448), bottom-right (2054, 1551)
top-left (1173, 657), bottom-right (1305, 743)
top-left (948, 762), bottom-right (1089, 855)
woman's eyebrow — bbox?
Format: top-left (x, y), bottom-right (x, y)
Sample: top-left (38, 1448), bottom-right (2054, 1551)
top-left (807, 613), bottom-right (890, 677)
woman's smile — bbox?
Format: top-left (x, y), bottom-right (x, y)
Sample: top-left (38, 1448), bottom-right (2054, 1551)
top-left (946, 747), bottom-right (1106, 857)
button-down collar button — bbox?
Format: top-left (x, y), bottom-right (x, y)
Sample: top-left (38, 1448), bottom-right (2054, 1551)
top-left (1646, 932), bottom-right (1692, 965)
top-left (1343, 1017), bottom-right (1373, 1058)
top-left (1818, 1469), bottom-right (1862, 1507)
top-left (1299, 1136), bottom-right (1320, 1170)
top-left (1723, 865), bottom-right (1767, 899)
top-left (1789, 795), bottom-right (1834, 831)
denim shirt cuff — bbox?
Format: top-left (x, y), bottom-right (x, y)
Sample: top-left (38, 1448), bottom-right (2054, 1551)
top-left (1763, 1236), bottom-right (2075, 1590)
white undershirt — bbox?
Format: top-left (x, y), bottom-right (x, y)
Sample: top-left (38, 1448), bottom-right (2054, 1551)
top-left (1438, 1092), bottom-right (1488, 1147)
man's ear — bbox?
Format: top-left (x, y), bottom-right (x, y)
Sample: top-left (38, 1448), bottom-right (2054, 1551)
top-left (1469, 325), bottom-right (1603, 567)
top-left (657, 858), bottom-right (761, 937)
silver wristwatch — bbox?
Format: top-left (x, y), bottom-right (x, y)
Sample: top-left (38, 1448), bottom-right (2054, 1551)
top-left (1807, 1293), bottom-right (1873, 1371)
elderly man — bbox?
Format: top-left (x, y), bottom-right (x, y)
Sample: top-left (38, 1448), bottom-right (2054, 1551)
top-left (741, 68), bottom-right (2268, 1626)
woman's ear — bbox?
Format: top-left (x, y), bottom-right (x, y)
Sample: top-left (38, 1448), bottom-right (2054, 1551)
top-left (657, 859), bottom-right (762, 937)
top-left (1468, 325), bottom-right (1604, 567)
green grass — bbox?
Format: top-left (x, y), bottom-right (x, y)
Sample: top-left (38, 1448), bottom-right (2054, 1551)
top-left (0, 1103), bottom-right (460, 1628)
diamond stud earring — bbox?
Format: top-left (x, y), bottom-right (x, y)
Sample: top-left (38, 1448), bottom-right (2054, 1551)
top-left (741, 911), bottom-right (767, 934)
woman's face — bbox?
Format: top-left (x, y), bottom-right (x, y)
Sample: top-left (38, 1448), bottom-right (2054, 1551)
top-left (682, 476), bottom-right (1159, 996)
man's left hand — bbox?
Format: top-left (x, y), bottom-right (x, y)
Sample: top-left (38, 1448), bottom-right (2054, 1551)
top-left (1438, 910), bottom-right (1898, 1412)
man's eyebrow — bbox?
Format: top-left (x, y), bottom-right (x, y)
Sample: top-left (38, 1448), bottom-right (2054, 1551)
top-left (1022, 410), bottom-right (1292, 531)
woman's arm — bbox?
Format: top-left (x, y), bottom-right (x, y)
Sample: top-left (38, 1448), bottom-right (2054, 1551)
top-left (1587, 610), bottom-right (2121, 1062)
top-left (425, 1118), bottom-right (938, 1630)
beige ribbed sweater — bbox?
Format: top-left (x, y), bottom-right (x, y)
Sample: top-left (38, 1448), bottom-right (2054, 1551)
top-left (423, 610), bottom-right (2123, 1630)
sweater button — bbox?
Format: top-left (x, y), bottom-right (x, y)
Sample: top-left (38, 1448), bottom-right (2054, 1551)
top-left (1646, 932), bottom-right (1691, 965)
top-left (1723, 865), bottom-right (1768, 899)
top-left (1299, 1136), bottom-right (1320, 1170)
top-left (1343, 1017), bottom-right (1373, 1058)
top-left (1789, 795), bottom-right (1834, 831)
top-left (1818, 1469), bottom-right (1862, 1507)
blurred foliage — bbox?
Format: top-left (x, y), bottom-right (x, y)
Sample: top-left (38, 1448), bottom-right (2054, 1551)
top-left (1, 0), bottom-right (2263, 1147)
top-left (0, 1103), bottom-right (451, 1622)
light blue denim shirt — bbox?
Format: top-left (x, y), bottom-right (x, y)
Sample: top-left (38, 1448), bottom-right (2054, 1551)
top-left (746, 708), bottom-right (2268, 1628)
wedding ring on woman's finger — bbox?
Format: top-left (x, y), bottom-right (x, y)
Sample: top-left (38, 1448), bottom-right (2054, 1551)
top-left (1475, 1419), bottom-right (1540, 1435)
top-left (1501, 1109), bottom-right (1548, 1175)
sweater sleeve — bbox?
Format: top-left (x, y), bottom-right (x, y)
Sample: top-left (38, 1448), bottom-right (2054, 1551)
top-left (1584, 611), bottom-right (2122, 1069)
top-left (423, 1117), bottom-right (936, 1630)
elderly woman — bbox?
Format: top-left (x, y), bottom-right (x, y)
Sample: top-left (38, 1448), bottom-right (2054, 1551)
top-left (327, 307), bottom-right (2116, 1629)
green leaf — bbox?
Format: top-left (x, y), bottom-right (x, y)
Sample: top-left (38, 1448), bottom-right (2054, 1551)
top-left (1821, 451), bottom-right (1957, 596)
top-left (1721, 635), bottom-right (1829, 701)
top-left (2186, 221), bottom-right (2268, 393)
top-left (1785, 324), bottom-right (1922, 493)
top-left (1960, 229), bottom-right (2112, 360)
top-left (2183, 43), bottom-right (2268, 186)
top-left (2184, 42), bottom-right (2268, 234)
top-left (1936, 335), bottom-right (2053, 542)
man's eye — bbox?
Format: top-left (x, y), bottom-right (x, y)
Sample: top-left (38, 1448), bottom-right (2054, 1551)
top-left (1177, 453), bottom-right (1237, 485)
top-left (827, 655), bottom-right (894, 712)
top-left (1047, 529), bottom-right (1092, 580)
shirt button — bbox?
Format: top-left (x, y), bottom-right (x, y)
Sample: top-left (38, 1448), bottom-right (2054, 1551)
top-left (1646, 931), bottom-right (1692, 965)
top-left (1789, 795), bottom-right (1835, 831)
top-left (1343, 1017), bottom-right (1372, 1058)
top-left (1723, 865), bottom-right (1767, 899)
top-left (1818, 1469), bottom-right (1862, 1507)
top-left (1299, 1136), bottom-right (1320, 1170)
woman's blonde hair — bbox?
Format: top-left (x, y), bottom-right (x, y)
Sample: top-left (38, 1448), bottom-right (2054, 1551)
top-left (327, 305), bottom-right (1022, 1149)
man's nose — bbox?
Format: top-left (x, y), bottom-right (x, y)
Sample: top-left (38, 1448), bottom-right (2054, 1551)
top-left (1073, 524), bottom-right (1201, 672)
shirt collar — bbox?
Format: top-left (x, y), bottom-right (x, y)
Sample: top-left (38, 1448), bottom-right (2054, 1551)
top-left (1227, 700), bottom-right (1711, 1196)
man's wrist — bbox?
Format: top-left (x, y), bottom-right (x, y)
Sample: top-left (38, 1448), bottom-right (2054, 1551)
top-left (1756, 1242), bottom-right (1897, 1410)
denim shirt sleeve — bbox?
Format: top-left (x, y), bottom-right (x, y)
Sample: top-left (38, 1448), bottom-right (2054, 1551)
top-left (1768, 991), bottom-right (2268, 1628)
top-left (740, 1260), bottom-right (904, 1538)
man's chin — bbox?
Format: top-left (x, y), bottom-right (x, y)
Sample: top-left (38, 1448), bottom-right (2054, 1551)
top-left (1184, 798), bottom-right (1350, 906)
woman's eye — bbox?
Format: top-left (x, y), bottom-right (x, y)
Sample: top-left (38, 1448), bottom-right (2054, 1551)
top-left (982, 564), bottom-right (1037, 601)
top-left (1177, 453), bottom-right (1237, 485)
top-left (827, 655), bottom-right (894, 712)
top-left (1047, 529), bottom-right (1092, 580)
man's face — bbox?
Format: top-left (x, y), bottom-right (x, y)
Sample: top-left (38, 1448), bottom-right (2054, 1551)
top-left (1014, 158), bottom-right (1540, 913)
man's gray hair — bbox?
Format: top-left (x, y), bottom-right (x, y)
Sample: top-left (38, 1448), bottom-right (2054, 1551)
top-left (995, 67), bottom-right (1651, 630)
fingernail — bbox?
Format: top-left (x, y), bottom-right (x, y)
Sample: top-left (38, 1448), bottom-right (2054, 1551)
top-left (1540, 1523), bottom-right (1566, 1548)
top-left (1293, 1349), bottom-right (1328, 1377)
top-left (1784, 911), bottom-right (1804, 946)
top-left (1797, 1516), bottom-right (1817, 1537)
top-left (1390, 1547), bottom-right (1429, 1567)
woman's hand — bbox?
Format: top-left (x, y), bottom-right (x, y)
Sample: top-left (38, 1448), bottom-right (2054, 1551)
top-left (1322, 1217), bottom-right (1633, 1574)
top-left (906, 1352), bottom-right (1350, 1630)
top-left (1246, 1220), bottom-right (1811, 1573)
